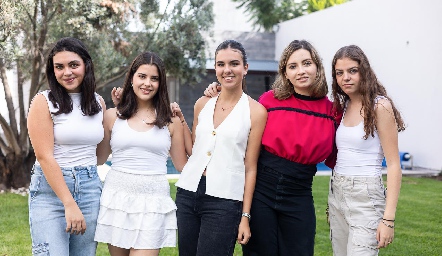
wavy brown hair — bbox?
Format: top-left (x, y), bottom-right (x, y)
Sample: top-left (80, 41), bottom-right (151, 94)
top-left (117, 51), bottom-right (172, 128)
top-left (272, 40), bottom-right (328, 99)
top-left (331, 45), bottom-right (405, 139)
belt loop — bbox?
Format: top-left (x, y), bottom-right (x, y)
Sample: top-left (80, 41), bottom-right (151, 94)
top-left (88, 166), bottom-right (95, 178)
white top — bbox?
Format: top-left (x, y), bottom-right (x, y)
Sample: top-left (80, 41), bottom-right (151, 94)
top-left (176, 93), bottom-right (251, 201)
top-left (334, 97), bottom-right (385, 176)
top-left (35, 90), bottom-right (104, 167)
top-left (110, 118), bottom-right (171, 175)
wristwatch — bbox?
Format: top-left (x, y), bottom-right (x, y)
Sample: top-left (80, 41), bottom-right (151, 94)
top-left (242, 212), bottom-right (251, 220)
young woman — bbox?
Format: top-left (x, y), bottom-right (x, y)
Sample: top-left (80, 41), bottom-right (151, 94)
top-left (94, 51), bottom-right (188, 256)
top-left (205, 40), bottom-right (341, 256)
top-left (27, 37), bottom-right (105, 255)
top-left (328, 45), bottom-right (405, 255)
top-left (175, 40), bottom-right (267, 256)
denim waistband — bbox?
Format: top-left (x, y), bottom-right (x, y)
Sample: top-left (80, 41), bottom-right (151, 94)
top-left (32, 164), bottom-right (97, 178)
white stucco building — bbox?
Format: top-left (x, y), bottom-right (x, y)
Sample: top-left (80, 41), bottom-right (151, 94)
top-left (275, 0), bottom-right (442, 170)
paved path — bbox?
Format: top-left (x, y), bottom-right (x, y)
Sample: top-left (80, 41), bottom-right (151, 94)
top-left (165, 167), bottom-right (441, 180)
top-left (98, 165), bottom-right (440, 181)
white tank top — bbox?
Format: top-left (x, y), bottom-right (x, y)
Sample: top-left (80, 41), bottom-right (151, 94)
top-left (176, 93), bottom-right (251, 201)
top-left (110, 118), bottom-right (171, 175)
top-left (35, 90), bottom-right (104, 167)
top-left (334, 97), bottom-right (385, 176)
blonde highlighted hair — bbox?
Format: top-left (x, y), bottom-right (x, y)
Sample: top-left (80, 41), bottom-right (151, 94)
top-left (272, 40), bottom-right (328, 99)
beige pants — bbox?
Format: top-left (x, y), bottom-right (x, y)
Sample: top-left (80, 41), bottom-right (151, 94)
top-left (328, 173), bottom-right (386, 256)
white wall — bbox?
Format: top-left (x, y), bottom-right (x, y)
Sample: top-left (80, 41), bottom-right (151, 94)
top-left (275, 0), bottom-right (442, 170)
top-left (212, 0), bottom-right (256, 32)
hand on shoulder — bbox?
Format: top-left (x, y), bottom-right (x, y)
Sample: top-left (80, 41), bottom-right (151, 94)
top-left (111, 87), bottom-right (123, 106)
top-left (203, 82), bottom-right (221, 98)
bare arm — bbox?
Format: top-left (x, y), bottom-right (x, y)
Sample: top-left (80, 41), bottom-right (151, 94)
top-left (171, 102), bottom-right (193, 156)
top-left (170, 95), bottom-right (210, 158)
top-left (237, 98), bottom-right (267, 245)
top-left (96, 108), bottom-right (117, 165)
top-left (169, 116), bottom-right (188, 171)
top-left (27, 94), bottom-right (86, 235)
top-left (375, 98), bottom-right (402, 248)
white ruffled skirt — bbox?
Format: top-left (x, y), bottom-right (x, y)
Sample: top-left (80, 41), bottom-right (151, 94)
top-left (94, 169), bottom-right (177, 249)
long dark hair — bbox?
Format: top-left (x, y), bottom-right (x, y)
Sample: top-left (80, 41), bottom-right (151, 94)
top-left (331, 45), bottom-right (405, 138)
top-left (273, 39), bottom-right (328, 100)
top-left (117, 51), bottom-right (172, 128)
top-left (46, 37), bottom-right (101, 116)
top-left (215, 39), bottom-right (248, 91)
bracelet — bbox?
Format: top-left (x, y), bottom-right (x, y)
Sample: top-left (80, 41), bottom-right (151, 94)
top-left (241, 212), bottom-right (251, 220)
top-left (382, 220), bottom-right (394, 228)
top-left (180, 119), bottom-right (185, 123)
top-left (382, 218), bottom-right (395, 222)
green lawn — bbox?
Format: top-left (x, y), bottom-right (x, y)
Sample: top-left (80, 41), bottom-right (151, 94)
top-left (1, 176), bottom-right (441, 255)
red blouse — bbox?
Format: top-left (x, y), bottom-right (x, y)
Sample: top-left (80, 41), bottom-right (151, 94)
top-left (259, 90), bottom-right (341, 168)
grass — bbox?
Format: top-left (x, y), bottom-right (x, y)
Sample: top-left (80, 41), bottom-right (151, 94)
top-left (1, 176), bottom-right (441, 255)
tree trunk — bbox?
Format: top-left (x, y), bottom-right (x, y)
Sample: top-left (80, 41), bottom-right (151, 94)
top-left (0, 151), bottom-right (34, 189)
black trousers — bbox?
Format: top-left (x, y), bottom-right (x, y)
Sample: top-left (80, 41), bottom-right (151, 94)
top-left (176, 176), bottom-right (242, 256)
top-left (242, 164), bottom-right (316, 256)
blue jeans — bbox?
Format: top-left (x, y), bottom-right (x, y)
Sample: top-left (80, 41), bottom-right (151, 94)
top-left (28, 165), bottom-right (102, 256)
top-left (242, 164), bottom-right (316, 256)
top-left (176, 176), bottom-right (242, 256)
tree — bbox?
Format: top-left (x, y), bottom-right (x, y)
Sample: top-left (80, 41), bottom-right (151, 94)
top-left (307, 0), bottom-right (349, 13)
top-left (0, 0), bottom-right (213, 189)
top-left (232, 0), bottom-right (349, 31)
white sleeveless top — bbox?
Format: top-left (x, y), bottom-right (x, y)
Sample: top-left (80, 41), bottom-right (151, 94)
top-left (110, 118), bottom-right (171, 175)
top-left (334, 97), bottom-right (386, 176)
top-left (35, 90), bottom-right (104, 167)
top-left (176, 93), bottom-right (251, 201)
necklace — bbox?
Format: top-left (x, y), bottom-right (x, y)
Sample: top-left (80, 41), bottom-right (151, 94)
top-left (135, 109), bottom-right (156, 125)
top-left (221, 105), bottom-right (235, 111)
top-left (217, 92), bottom-right (240, 111)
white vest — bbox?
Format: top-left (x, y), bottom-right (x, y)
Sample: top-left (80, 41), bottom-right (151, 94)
top-left (176, 93), bottom-right (251, 201)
